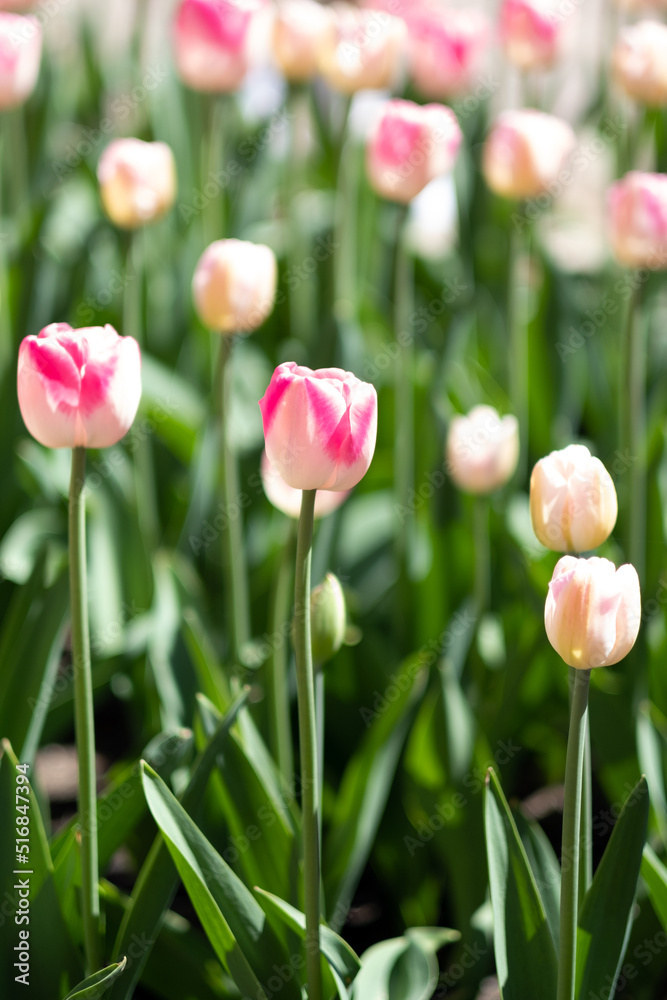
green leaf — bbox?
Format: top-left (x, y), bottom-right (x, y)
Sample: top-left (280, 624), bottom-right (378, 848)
top-left (641, 844), bottom-right (667, 930)
top-left (107, 690), bottom-right (248, 1000)
top-left (484, 767), bottom-right (557, 1000)
top-left (140, 761), bottom-right (300, 1000)
top-left (0, 507), bottom-right (64, 583)
top-left (576, 777), bottom-right (649, 1000)
top-left (351, 939), bottom-right (410, 1000)
top-left (140, 352), bottom-right (206, 464)
top-left (514, 811), bottom-right (561, 952)
top-left (62, 958), bottom-right (127, 999)
top-left (325, 658), bottom-right (428, 929)
top-left (254, 887), bottom-right (361, 986)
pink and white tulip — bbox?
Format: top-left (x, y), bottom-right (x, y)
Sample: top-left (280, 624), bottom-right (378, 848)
top-left (317, 3), bottom-right (406, 95)
top-left (0, 13), bottom-right (41, 111)
top-left (273, 0), bottom-right (333, 82)
top-left (192, 239), bottom-right (277, 333)
top-left (530, 444), bottom-right (618, 553)
top-left (366, 99), bottom-right (462, 204)
top-left (612, 21), bottom-right (667, 108)
top-left (500, 0), bottom-right (559, 71)
top-left (608, 171), bottom-right (667, 269)
top-left (17, 323), bottom-right (142, 450)
top-left (97, 139), bottom-right (177, 230)
top-left (261, 451), bottom-right (350, 518)
top-left (173, 0), bottom-right (266, 93)
top-left (482, 109), bottom-right (576, 200)
top-left (259, 363), bottom-right (378, 491)
top-left (405, 5), bottom-right (490, 100)
top-left (447, 405), bottom-right (519, 494)
top-left (545, 556), bottom-right (641, 669)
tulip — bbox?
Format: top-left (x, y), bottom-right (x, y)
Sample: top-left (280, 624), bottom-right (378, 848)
top-left (500, 0), bottom-right (559, 71)
top-left (310, 572), bottom-right (347, 664)
top-left (545, 556), bottom-right (641, 669)
top-left (483, 109), bottom-right (576, 200)
top-left (97, 139), bottom-right (177, 230)
top-left (259, 362), bottom-right (378, 491)
top-left (0, 13), bottom-right (41, 111)
top-left (608, 171), bottom-right (667, 270)
top-left (173, 0), bottom-right (266, 93)
top-left (530, 444), bottom-right (618, 553)
top-left (446, 405), bottom-right (519, 494)
top-left (192, 238), bottom-right (277, 333)
top-left (612, 21), bottom-right (667, 107)
top-left (273, 0), bottom-right (333, 81)
top-left (261, 450), bottom-right (350, 519)
top-left (17, 322), bottom-right (142, 449)
top-left (317, 2), bottom-right (406, 95)
top-left (366, 98), bottom-right (462, 204)
top-left (406, 5), bottom-right (490, 100)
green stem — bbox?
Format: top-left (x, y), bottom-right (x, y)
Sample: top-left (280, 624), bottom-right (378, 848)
top-left (315, 666), bottom-right (324, 848)
top-left (579, 728), bottom-right (593, 904)
top-left (394, 207), bottom-right (414, 646)
top-left (269, 521), bottom-right (297, 789)
top-left (509, 219), bottom-right (531, 482)
top-left (294, 488), bottom-right (321, 1000)
top-left (624, 279), bottom-right (646, 586)
top-left (216, 335), bottom-right (251, 665)
top-left (69, 447), bottom-right (100, 975)
top-left (473, 495), bottom-right (490, 615)
top-left (203, 95), bottom-right (227, 243)
top-left (557, 667), bottom-right (590, 1000)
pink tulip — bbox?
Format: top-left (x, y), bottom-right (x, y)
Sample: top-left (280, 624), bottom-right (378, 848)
top-left (608, 171), bottom-right (667, 270)
top-left (0, 13), bottom-right (41, 111)
top-left (446, 405), bottom-right (519, 494)
top-left (545, 556), bottom-right (641, 669)
top-left (273, 0), bottom-right (333, 82)
top-left (530, 444), bottom-right (618, 553)
top-left (260, 451), bottom-right (350, 518)
top-left (366, 99), bottom-right (462, 204)
top-left (317, 3), bottom-right (406, 95)
top-left (482, 109), bottom-right (576, 200)
top-left (612, 21), bottom-right (667, 108)
top-left (17, 323), bottom-right (141, 449)
top-left (500, 0), bottom-right (559, 71)
top-left (405, 5), bottom-right (490, 100)
top-left (192, 239), bottom-right (277, 333)
top-left (259, 363), bottom-right (378, 491)
top-left (97, 139), bottom-right (177, 230)
top-left (173, 0), bottom-right (266, 93)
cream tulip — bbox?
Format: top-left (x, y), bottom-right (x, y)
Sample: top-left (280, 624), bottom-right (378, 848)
top-left (446, 405), bottom-right (519, 494)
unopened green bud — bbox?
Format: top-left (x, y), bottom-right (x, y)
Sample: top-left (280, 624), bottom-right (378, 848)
top-left (310, 573), bottom-right (346, 666)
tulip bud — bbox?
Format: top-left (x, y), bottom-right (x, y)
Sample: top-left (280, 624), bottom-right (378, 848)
top-left (0, 13), bottom-right (41, 111)
top-left (545, 556), bottom-right (641, 669)
top-left (366, 98), bottom-right (462, 204)
top-left (17, 323), bottom-right (142, 449)
top-left (612, 21), bottom-right (667, 107)
top-left (173, 0), bottom-right (267, 93)
top-left (310, 573), bottom-right (347, 665)
top-left (97, 139), bottom-right (177, 230)
top-left (261, 451), bottom-right (350, 519)
top-left (608, 171), bottom-right (667, 270)
top-left (192, 239), bottom-right (277, 334)
top-left (273, 0), bottom-right (333, 82)
top-left (318, 3), bottom-right (406, 95)
top-left (500, 0), bottom-right (560, 71)
top-left (259, 363), bottom-right (378, 491)
top-left (482, 109), bottom-right (576, 200)
top-left (406, 6), bottom-right (489, 100)
top-left (446, 405), bottom-right (519, 494)
top-left (530, 445), bottom-right (617, 553)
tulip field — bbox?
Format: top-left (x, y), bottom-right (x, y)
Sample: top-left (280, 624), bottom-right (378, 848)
top-left (4, 0), bottom-right (667, 998)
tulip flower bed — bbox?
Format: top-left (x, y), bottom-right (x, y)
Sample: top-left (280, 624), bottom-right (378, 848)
top-left (3, 1), bottom-right (667, 999)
